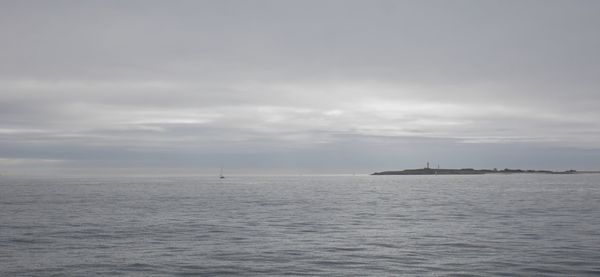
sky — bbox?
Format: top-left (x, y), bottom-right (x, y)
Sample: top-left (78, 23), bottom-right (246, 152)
top-left (1, 0), bottom-right (600, 175)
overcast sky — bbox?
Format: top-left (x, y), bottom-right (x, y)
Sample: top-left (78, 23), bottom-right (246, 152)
top-left (1, 0), bottom-right (600, 175)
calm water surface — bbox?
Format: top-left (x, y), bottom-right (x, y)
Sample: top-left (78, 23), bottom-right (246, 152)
top-left (1, 174), bottom-right (600, 276)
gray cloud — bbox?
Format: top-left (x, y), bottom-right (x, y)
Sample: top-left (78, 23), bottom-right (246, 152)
top-left (1, 0), bottom-right (600, 175)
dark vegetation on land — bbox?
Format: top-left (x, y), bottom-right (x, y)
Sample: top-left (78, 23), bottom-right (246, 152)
top-left (372, 167), bottom-right (578, 175)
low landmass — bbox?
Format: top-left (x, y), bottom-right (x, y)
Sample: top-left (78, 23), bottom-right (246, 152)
top-left (372, 167), bottom-right (579, 175)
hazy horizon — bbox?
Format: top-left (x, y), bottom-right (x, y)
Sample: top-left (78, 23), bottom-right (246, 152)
top-left (2, 0), bottom-right (600, 176)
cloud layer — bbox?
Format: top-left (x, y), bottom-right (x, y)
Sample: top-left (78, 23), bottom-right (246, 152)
top-left (1, 0), bottom-right (600, 175)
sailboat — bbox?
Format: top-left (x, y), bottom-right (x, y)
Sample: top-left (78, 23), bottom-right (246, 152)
top-left (219, 166), bottom-right (225, 179)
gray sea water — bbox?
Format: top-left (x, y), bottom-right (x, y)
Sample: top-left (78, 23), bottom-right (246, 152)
top-left (1, 174), bottom-right (600, 276)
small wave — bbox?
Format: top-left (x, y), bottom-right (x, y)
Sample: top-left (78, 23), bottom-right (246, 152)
top-left (9, 237), bottom-right (51, 244)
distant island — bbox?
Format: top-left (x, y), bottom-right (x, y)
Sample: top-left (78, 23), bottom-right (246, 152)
top-left (372, 165), bottom-right (579, 175)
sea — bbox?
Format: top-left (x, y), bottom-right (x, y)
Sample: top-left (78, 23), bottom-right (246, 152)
top-left (1, 174), bottom-right (599, 276)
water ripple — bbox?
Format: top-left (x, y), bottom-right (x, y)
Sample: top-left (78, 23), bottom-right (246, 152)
top-left (1, 174), bottom-right (600, 276)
